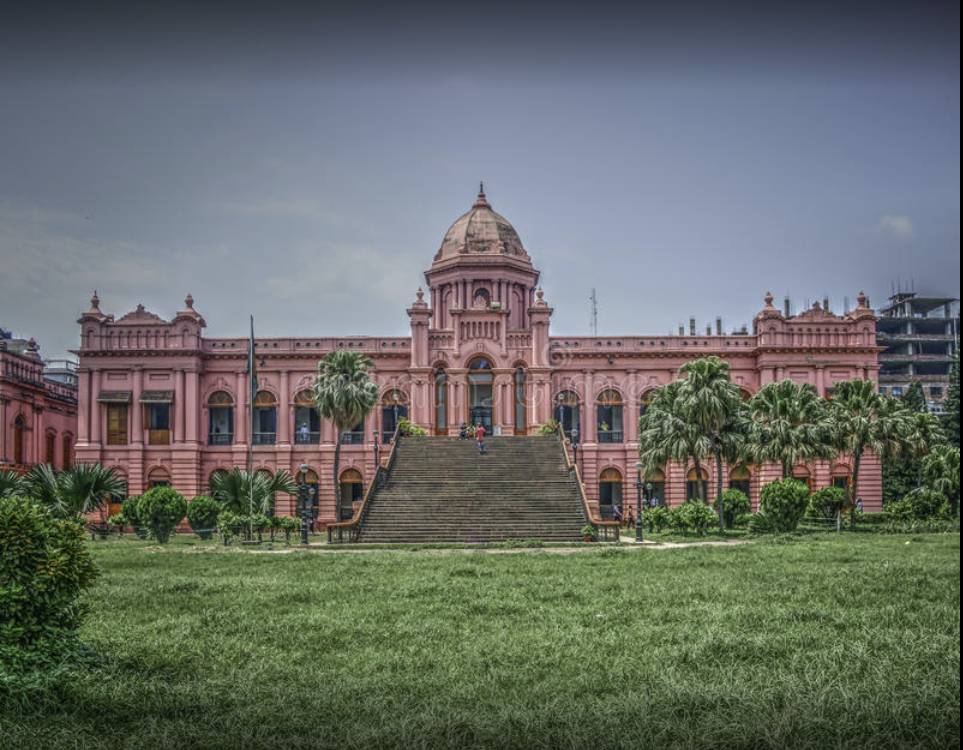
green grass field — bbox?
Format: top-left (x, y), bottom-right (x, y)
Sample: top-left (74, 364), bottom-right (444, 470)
top-left (2, 534), bottom-right (959, 749)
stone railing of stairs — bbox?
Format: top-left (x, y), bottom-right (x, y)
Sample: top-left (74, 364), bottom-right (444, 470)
top-left (555, 423), bottom-right (622, 542)
top-left (333, 431), bottom-right (609, 544)
top-left (326, 431), bottom-right (404, 544)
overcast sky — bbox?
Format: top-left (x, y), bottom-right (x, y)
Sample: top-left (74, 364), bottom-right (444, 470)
top-left (1, 1), bottom-right (959, 362)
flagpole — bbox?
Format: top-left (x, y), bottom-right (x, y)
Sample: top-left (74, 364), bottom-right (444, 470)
top-left (248, 315), bottom-right (256, 541)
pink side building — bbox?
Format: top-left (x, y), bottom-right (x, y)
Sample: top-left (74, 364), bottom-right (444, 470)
top-left (74, 188), bottom-right (882, 522)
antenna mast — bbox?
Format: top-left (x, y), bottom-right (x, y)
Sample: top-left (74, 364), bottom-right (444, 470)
top-left (589, 288), bottom-right (598, 336)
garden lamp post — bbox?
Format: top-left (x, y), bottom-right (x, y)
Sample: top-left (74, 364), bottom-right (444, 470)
top-left (645, 481), bottom-right (653, 532)
top-left (373, 430), bottom-right (380, 465)
top-left (635, 461), bottom-right (644, 543)
top-left (299, 462), bottom-right (310, 547)
top-left (571, 428), bottom-right (579, 465)
top-left (393, 392), bottom-right (400, 442)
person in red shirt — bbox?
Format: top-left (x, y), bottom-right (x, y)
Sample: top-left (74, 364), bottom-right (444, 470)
top-left (475, 423), bottom-right (487, 454)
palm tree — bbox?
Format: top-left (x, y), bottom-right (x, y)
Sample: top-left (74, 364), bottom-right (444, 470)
top-left (829, 379), bottom-right (912, 529)
top-left (0, 469), bottom-right (23, 498)
top-left (904, 411), bottom-right (946, 488)
top-left (639, 381), bottom-right (709, 500)
top-left (748, 379), bottom-right (837, 477)
top-left (676, 357), bottom-right (749, 532)
top-left (210, 467), bottom-right (297, 515)
top-left (921, 444), bottom-right (960, 518)
top-left (311, 351), bottom-right (379, 521)
top-left (18, 462), bottom-right (125, 518)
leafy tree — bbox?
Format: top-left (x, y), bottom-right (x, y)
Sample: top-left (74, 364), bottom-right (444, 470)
top-left (942, 353), bottom-right (960, 448)
top-left (755, 478), bottom-right (811, 532)
top-left (807, 486), bottom-right (845, 520)
top-left (137, 487), bottom-right (188, 544)
top-left (186, 495), bottom-right (220, 540)
top-left (312, 351), bottom-right (379, 521)
top-left (0, 495), bottom-right (98, 703)
top-left (16, 463), bottom-right (125, 519)
top-left (748, 379), bottom-right (837, 477)
top-left (829, 380), bottom-right (912, 529)
top-left (882, 384), bottom-right (945, 502)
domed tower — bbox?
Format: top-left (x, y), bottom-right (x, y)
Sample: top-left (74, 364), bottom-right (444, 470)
top-left (425, 184), bottom-right (541, 331)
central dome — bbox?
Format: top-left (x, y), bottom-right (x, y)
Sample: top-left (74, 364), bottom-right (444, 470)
top-left (434, 185), bottom-right (529, 263)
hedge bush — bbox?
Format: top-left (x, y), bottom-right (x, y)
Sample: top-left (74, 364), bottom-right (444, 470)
top-left (137, 487), bottom-right (187, 544)
top-left (186, 495), bottom-right (220, 540)
top-left (807, 486), bottom-right (845, 520)
top-left (756, 478), bottom-right (811, 533)
top-left (122, 494), bottom-right (150, 539)
top-left (0, 496), bottom-right (99, 705)
top-left (669, 500), bottom-right (716, 535)
top-left (713, 488), bottom-right (750, 528)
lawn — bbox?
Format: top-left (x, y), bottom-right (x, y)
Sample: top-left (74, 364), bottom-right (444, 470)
top-left (2, 534), bottom-right (959, 749)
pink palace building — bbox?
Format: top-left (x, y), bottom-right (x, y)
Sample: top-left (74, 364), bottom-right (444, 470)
top-left (74, 188), bottom-right (882, 522)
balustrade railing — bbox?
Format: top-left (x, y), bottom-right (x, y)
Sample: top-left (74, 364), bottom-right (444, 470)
top-left (328, 432), bottom-right (402, 543)
top-left (597, 430), bottom-right (624, 444)
top-left (252, 432), bottom-right (276, 445)
top-left (295, 432), bottom-right (320, 445)
top-left (208, 433), bottom-right (233, 445)
top-left (556, 424), bottom-right (620, 541)
top-left (340, 431), bottom-right (364, 445)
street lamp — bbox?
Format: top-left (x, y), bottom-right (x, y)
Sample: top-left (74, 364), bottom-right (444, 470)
top-left (393, 392), bottom-right (400, 442)
top-left (645, 481), bottom-right (653, 532)
top-left (299, 462), bottom-right (310, 547)
top-left (571, 428), bottom-right (579, 465)
top-left (373, 429), bottom-right (380, 465)
top-left (635, 461), bottom-right (644, 543)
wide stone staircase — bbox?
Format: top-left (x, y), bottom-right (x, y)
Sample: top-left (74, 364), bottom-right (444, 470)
top-left (354, 436), bottom-right (588, 543)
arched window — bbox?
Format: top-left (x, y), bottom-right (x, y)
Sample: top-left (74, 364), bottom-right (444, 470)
top-left (514, 366), bottom-right (527, 435)
top-left (434, 368), bottom-right (448, 435)
top-left (599, 468), bottom-right (623, 518)
top-left (252, 391), bottom-right (277, 445)
top-left (468, 357), bottom-right (494, 432)
top-left (45, 430), bottom-right (57, 467)
top-left (62, 434), bottom-right (73, 469)
top-left (339, 468), bottom-right (364, 521)
top-left (208, 391), bottom-right (234, 445)
top-left (686, 467), bottom-right (709, 502)
top-left (472, 288), bottom-right (491, 309)
top-left (554, 391), bottom-right (580, 439)
top-left (831, 465), bottom-right (853, 497)
top-left (729, 465), bottom-right (751, 501)
top-left (147, 467), bottom-right (171, 489)
top-left (381, 390), bottom-right (409, 443)
top-left (644, 468), bottom-right (666, 505)
top-left (294, 390), bottom-right (320, 444)
top-left (13, 415), bottom-right (25, 465)
top-left (639, 390), bottom-right (655, 418)
top-left (597, 390), bottom-right (624, 443)
top-left (792, 465), bottom-right (814, 494)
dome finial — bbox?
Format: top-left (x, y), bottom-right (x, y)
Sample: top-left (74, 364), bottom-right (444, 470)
top-left (473, 182), bottom-right (490, 209)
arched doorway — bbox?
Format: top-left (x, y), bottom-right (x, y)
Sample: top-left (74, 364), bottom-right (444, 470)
top-left (645, 468), bottom-right (666, 505)
top-left (294, 390), bottom-right (320, 444)
top-left (596, 389), bottom-right (624, 443)
top-left (381, 389), bottom-right (409, 443)
top-left (339, 468), bottom-right (364, 521)
top-left (208, 391), bottom-right (234, 445)
top-left (599, 468), bottom-right (623, 519)
top-left (467, 357), bottom-right (494, 432)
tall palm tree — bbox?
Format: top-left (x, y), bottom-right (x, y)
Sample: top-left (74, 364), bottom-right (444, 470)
top-left (639, 380), bottom-right (710, 500)
top-left (904, 411), bottom-right (946, 488)
top-left (676, 357), bottom-right (749, 532)
top-left (921, 444), bottom-right (960, 518)
top-left (210, 467), bottom-right (298, 515)
top-left (748, 379), bottom-right (837, 477)
top-left (312, 351), bottom-right (379, 522)
top-left (18, 462), bottom-right (125, 518)
top-left (829, 379), bottom-right (912, 529)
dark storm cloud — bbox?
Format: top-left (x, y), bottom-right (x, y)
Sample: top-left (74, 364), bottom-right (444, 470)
top-left (2, 1), bottom-right (958, 81)
top-left (0, 0), bottom-right (958, 361)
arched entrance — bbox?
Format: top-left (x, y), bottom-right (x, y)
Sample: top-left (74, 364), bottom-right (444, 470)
top-left (467, 357), bottom-right (494, 432)
top-left (339, 468), bottom-right (364, 521)
top-left (381, 389), bottom-right (409, 443)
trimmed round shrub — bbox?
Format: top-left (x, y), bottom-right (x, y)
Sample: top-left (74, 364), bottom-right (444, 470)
top-left (713, 488), bottom-right (750, 529)
top-left (757, 478), bottom-right (811, 532)
top-left (807, 486), bottom-right (845, 519)
top-left (670, 500), bottom-right (716, 535)
top-left (186, 495), bottom-right (220, 540)
top-left (122, 494), bottom-right (149, 539)
top-left (137, 487), bottom-right (187, 544)
top-left (642, 504), bottom-right (670, 532)
top-left (0, 496), bottom-right (99, 704)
